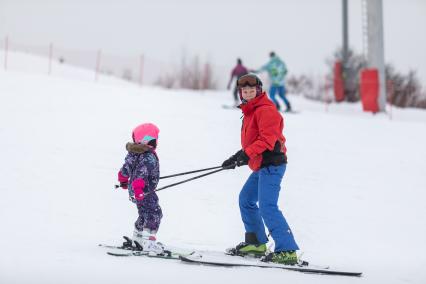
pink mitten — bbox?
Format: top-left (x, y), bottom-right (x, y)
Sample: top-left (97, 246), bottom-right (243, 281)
top-left (118, 171), bottom-right (129, 189)
top-left (132, 178), bottom-right (146, 201)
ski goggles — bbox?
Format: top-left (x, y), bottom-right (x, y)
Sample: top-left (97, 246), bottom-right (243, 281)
top-left (237, 74), bottom-right (262, 88)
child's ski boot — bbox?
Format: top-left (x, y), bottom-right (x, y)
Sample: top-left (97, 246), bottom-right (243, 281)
top-left (133, 228), bottom-right (164, 255)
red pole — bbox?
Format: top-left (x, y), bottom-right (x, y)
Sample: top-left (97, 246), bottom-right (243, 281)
top-left (139, 54), bottom-right (144, 86)
top-left (95, 49), bottom-right (102, 82)
top-left (4, 36), bottom-right (8, 71)
top-left (48, 43), bottom-right (53, 75)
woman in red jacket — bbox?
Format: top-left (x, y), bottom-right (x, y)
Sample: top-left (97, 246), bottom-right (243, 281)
top-left (222, 74), bottom-right (299, 265)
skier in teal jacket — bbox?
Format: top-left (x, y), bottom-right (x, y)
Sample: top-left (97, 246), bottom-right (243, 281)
top-left (255, 52), bottom-right (292, 112)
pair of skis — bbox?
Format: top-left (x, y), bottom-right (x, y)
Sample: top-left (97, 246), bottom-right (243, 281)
top-left (99, 237), bottom-right (362, 277)
top-left (98, 236), bottom-right (189, 260)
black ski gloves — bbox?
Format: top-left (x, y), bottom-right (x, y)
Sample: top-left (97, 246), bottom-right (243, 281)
top-left (236, 150), bottom-right (249, 166)
top-left (222, 150), bottom-right (249, 169)
top-left (222, 155), bottom-right (237, 169)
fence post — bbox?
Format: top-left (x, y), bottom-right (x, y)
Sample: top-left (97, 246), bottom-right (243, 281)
top-left (325, 75), bottom-right (330, 113)
top-left (387, 80), bottom-right (393, 120)
top-left (139, 54), bottom-right (144, 86)
top-left (48, 43), bottom-right (53, 75)
top-left (95, 49), bottom-right (102, 82)
top-left (4, 36), bottom-right (8, 71)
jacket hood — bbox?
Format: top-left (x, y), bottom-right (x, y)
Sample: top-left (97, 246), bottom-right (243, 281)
top-left (126, 142), bottom-right (152, 154)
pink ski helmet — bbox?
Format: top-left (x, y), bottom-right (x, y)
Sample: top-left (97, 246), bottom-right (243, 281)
top-left (132, 123), bottom-right (160, 144)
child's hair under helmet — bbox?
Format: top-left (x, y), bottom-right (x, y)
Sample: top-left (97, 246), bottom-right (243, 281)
top-left (132, 123), bottom-right (160, 148)
top-left (237, 73), bottom-right (263, 101)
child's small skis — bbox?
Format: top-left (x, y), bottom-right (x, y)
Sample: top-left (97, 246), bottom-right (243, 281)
top-left (99, 236), bottom-right (193, 260)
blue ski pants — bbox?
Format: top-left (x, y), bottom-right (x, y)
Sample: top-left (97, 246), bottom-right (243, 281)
top-left (269, 85), bottom-right (291, 110)
top-left (239, 164), bottom-right (299, 252)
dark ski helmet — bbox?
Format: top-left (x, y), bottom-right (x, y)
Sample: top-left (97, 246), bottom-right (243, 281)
top-left (237, 73), bottom-right (263, 88)
top-left (237, 74), bottom-right (263, 102)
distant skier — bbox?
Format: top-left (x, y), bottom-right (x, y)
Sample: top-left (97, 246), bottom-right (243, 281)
top-left (117, 123), bottom-right (164, 254)
top-left (222, 73), bottom-right (299, 265)
top-left (227, 58), bottom-right (249, 107)
top-left (254, 52), bottom-right (292, 112)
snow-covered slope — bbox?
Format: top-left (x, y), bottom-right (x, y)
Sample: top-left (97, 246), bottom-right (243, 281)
top-left (1, 52), bottom-right (425, 284)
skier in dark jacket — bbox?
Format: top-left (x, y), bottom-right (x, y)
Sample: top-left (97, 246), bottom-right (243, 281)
top-left (227, 58), bottom-right (249, 107)
top-left (222, 74), bottom-right (299, 265)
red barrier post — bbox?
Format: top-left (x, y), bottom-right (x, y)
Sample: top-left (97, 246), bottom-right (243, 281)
top-left (360, 69), bottom-right (379, 113)
top-left (333, 61), bottom-right (345, 102)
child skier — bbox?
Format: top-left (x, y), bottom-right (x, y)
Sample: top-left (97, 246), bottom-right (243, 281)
top-left (117, 122), bottom-right (164, 254)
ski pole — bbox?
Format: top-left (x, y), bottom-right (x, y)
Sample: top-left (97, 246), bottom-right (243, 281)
top-left (114, 165), bottom-right (223, 188)
top-left (159, 166), bottom-right (222, 179)
top-left (148, 167), bottom-right (226, 195)
top-left (117, 167), bottom-right (226, 201)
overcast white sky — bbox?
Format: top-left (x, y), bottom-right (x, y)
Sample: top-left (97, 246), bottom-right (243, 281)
top-left (1, 0), bottom-right (425, 86)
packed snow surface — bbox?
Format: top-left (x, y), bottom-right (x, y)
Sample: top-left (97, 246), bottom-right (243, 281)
top-left (1, 52), bottom-right (425, 284)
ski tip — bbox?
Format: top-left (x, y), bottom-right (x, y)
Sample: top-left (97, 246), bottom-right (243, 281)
top-left (179, 254), bottom-right (363, 277)
top-left (107, 252), bottom-right (129, 257)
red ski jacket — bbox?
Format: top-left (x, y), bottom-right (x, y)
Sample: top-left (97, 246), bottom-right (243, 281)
top-left (240, 93), bottom-right (287, 171)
